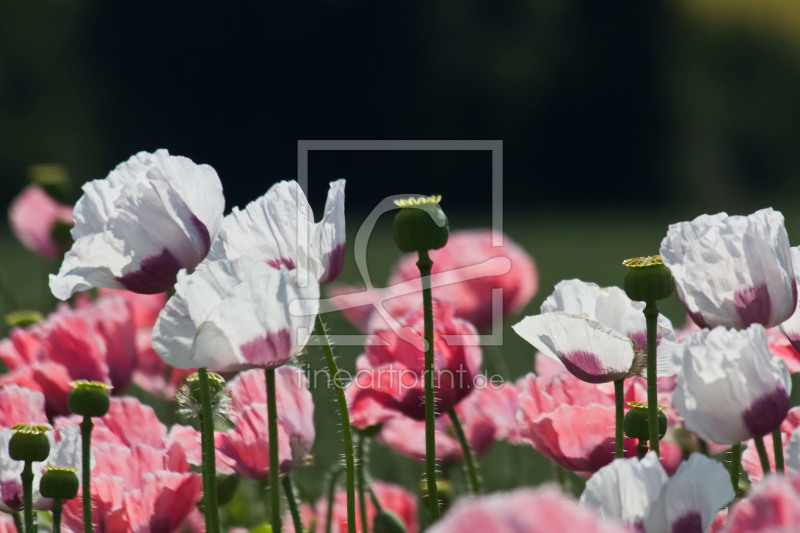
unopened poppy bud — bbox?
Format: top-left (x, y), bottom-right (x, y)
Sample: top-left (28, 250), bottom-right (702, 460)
top-left (9, 424), bottom-right (52, 462)
top-left (68, 380), bottom-right (112, 418)
top-left (624, 402), bottom-right (667, 442)
top-left (39, 467), bottom-right (79, 500)
top-left (177, 372), bottom-right (231, 423)
top-left (622, 256), bottom-right (675, 302)
top-left (373, 510), bottom-right (407, 533)
top-left (393, 196), bottom-right (449, 253)
top-left (5, 310), bottom-right (44, 328)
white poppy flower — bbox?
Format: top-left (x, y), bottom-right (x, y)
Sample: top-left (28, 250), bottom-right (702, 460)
top-left (205, 179), bottom-right (345, 284)
top-left (779, 246), bottom-right (800, 352)
top-left (513, 312), bottom-right (638, 383)
top-left (672, 325), bottom-right (791, 445)
top-left (540, 279), bottom-right (678, 376)
top-left (580, 452), bottom-right (667, 528)
top-left (49, 150), bottom-right (225, 299)
top-left (643, 454), bottom-right (734, 533)
top-left (152, 257), bottom-right (320, 371)
top-left (660, 208), bottom-right (797, 330)
top-left (785, 426), bottom-right (800, 474)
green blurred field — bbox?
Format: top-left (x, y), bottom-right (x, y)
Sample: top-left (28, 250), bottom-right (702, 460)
top-left (2, 205), bottom-right (800, 528)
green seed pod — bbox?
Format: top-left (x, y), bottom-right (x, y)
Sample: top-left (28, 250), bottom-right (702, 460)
top-left (393, 196), bottom-right (449, 253)
top-left (622, 256), bottom-right (675, 303)
top-left (9, 424), bottom-right (52, 462)
top-left (624, 402), bottom-right (667, 442)
top-left (372, 510), bottom-right (407, 533)
top-left (39, 467), bottom-right (79, 500)
top-left (68, 380), bottom-right (112, 418)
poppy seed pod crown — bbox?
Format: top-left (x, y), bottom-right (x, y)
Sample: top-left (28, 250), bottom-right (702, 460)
top-left (393, 196), bottom-right (449, 253)
top-left (623, 256), bottom-right (675, 303)
top-left (9, 424), bottom-right (52, 462)
top-left (68, 380), bottom-right (112, 418)
top-left (39, 467), bottom-right (80, 500)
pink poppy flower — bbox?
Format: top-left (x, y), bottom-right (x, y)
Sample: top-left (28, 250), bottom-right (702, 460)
top-left (660, 208), bottom-right (797, 330)
top-left (205, 179), bottom-right (346, 284)
top-left (376, 382), bottom-right (521, 463)
top-left (215, 366), bottom-right (315, 478)
top-left (285, 480), bottom-right (418, 533)
top-left (741, 407), bottom-right (800, 483)
top-left (722, 473), bottom-right (800, 533)
top-left (329, 229), bottom-right (537, 332)
top-left (8, 184), bottom-right (73, 259)
top-left (153, 258), bottom-right (319, 371)
top-left (50, 149), bottom-right (225, 299)
top-left (426, 486), bottom-right (631, 533)
top-left (780, 246), bottom-right (800, 353)
top-left (0, 296), bottom-right (138, 416)
top-left (58, 397), bottom-right (202, 533)
top-left (346, 299), bottom-right (482, 423)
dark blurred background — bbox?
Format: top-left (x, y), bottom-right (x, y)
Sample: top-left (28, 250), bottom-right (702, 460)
top-left (3, 0), bottom-right (800, 215)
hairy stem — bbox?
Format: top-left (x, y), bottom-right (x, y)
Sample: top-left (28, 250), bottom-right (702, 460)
top-left (21, 461), bottom-right (33, 533)
top-left (773, 428), bottom-right (785, 474)
top-left (614, 379), bottom-right (625, 459)
top-left (80, 416), bottom-right (94, 533)
top-left (265, 368), bottom-right (282, 533)
top-left (282, 475), bottom-right (303, 533)
top-left (644, 301), bottom-right (660, 457)
top-left (754, 435), bottom-right (771, 477)
top-left (730, 443), bottom-right (742, 497)
top-left (449, 409), bottom-right (481, 493)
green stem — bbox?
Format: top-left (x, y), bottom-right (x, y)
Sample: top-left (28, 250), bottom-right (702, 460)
top-left (417, 250), bottom-right (440, 520)
top-left (644, 301), bottom-right (660, 458)
top-left (198, 368), bottom-right (221, 533)
top-left (366, 484), bottom-right (383, 513)
top-left (356, 435), bottom-right (369, 533)
top-left (282, 475), bottom-right (303, 533)
top-left (730, 443), bottom-right (742, 496)
top-left (754, 435), bottom-right (771, 477)
top-left (21, 461), bottom-right (33, 533)
top-left (553, 464), bottom-right (567, 491)
top-left (326, 466), bottom-right (344, 533)
top-left (315, 317), bottom-right (356, 533)
top-left (636, 440), bottom-right (648, 460)
top-left (52, 500), bottom-right (62, 533)
top-left (698, 438), bottom-right (709, 456)
top-left (12, 513), bottom-right (22, 533)
top-left (614, 379), bottom-right (625, 459)
top-left (265, 368), bottom-right (282, 533)
top-left (79, 416), bottom-right (93, 533)
top-left (773, 428), bottom-right (785, 474)
top-left (448, 409), bottom-right (481, 493)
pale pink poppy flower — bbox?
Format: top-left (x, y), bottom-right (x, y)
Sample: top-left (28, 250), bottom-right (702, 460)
top-left (214, 366), bottom-right (315, 478)
top-left (672, 325), bottom-right (791, 445)
top-left (346, 299), bottom-right (482, 422)
top-left (153, 258), bottom-right (319, 371)
top-left (660, 208), bottom-right (797, 330)
top-left (50, 149), bottom-right (225, 299)
top-left (742, 407), bottom-right (800, 483)
top-left (329, 229), bottom-right (537, 332)
top-left (722, 473), bottom-right (800, 533)
top-left (285, 480), bottom-right (418, 533)
top-left (710, 510), bottom-right (728, 533)
top-left (780, 246), bottom-right (800, 352)
top-left (205, 179), bottom-right (346, 284)
top-left (0, 515), bottom-right (15, 533)
top-left (766, 324), bottom-right (800, 374)
top-left (8, 184), bottom-right (73, 259)
top-left (427, 486), bottom-right (631, 533)
top-left (376, 381), bottom-right (521, 463)
top-left (0, 296), bottom-right (138, 416)
top-left (58, 397), bottom-right (202, 533)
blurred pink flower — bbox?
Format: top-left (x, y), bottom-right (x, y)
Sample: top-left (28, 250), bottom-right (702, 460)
top-left (742, 407), bottom-right (800, 483)
top-left (427, 486), bottom-right (631, 533)
top-left (722, 473), bottom-right (800, 533)
top-left (8, 184), bottom-right (73, 259)
top-left (58, 397), bottom-right (202, 533)
top-left (376, 382), bottom-right (521, 463)
top-left (50, 149), bottom-right (225, 299)
top-left (0, 295), bottom-right (138, 416)
top-left (285, 480), bottom-right (418, 533)
top-left (205, 179), bottom-right (346, 284)
top-left (346, 300), bottom-right (482, 423)
top-left (330, 229), bottom-right (537, 332)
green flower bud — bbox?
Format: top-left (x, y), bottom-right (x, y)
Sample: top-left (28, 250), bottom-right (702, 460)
top-left (373, 510), bottom-right (407, 533)
top-left (393, 196), bottom-right (449, 253)
top-left (5, 310), bottom-right (44, 328)
top-left (39, 467), bottom-right (79, 500)
top-left (68, 380), bottom-right (112, 418)
top-left (622, 256), bottom-right (675, 302)
top-left (177, 372), bottom-right (231, 424)
top-left (9, 424), bottom-right (52, 462)
top-left (623, 402), bottom-right (667, 442)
